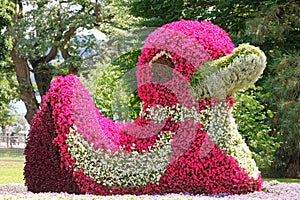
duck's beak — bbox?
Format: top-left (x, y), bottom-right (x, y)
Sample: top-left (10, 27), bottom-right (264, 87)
top-left (191, 43), bottom-right (267, 99)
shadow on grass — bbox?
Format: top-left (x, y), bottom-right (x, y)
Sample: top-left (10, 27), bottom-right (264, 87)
top-left (0, 148), bottom-right (24, 159)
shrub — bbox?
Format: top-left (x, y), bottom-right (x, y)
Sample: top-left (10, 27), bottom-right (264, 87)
top-left (233, 86), bottom-right (280, 174)
top-left (82, 50), bottom-right (141, 121)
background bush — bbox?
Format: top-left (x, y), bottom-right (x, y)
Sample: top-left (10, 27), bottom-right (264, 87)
top-left (82, 50), bottom-right (141, 121)
top-left (233, 86), bottom-right (280, 174)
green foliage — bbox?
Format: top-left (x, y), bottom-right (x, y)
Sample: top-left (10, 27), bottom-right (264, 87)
top-left (190, 61), bottom-right (216, 85)
top-left (128, 0), bottom-right (259, 34)
top-left (262, 53), bottom-right (300, 177)
top-left (12, 0), bottom-right (141, 72)
top-left (84, 64), bottom-right (120, 119)
top-left (12, 0), bottom-right (97, 74)
top-left (0, 0), bottom-right (18, 126)
top-left (0, 74), bottom-right (17, 126)
top-left (233, 86), bottom-right (280, 174)
top-left (128, 0), bottom-right (185, 27)
top-left (98, 0), bottom-right (143, 32)
top-left (83, 50), bottom-right (141, 121)
top-left (0, 0), bottom-right (14, 68)
top-left (247, 0), bottom-right (300, 55)
top-left (243, 0), bottom-right (300, 177)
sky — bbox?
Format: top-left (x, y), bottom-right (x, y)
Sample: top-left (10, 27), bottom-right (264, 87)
top-left (14, 101), bottom-right (26, 115)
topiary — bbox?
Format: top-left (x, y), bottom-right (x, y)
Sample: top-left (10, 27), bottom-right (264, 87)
top-left (25, 19), bottom-right (266, 195)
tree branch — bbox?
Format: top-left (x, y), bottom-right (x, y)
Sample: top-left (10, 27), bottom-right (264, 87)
top-left (60, 27), bottom-right (77, 60)
top-left (60, 27), bottom-right (78, 74)
top-left (63, 27), bottom-right (77, 47)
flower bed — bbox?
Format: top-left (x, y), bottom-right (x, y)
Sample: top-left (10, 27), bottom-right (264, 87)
top-left (25, 20), bottom-right (267, 195)
top-left (1, 181), bottom-right (300, 199)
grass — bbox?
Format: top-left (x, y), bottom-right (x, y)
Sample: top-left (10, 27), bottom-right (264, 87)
top-left (0, 148), bottom-right (25, 184)
top-left (0, 159), bottom-right (25, 184)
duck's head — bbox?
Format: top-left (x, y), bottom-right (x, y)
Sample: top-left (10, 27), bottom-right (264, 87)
top-left (136, 20), bottom-right (266, 108)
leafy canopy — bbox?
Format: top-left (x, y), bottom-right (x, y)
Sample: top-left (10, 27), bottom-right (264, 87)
top-left (0, 0), bottom-right (18, 126)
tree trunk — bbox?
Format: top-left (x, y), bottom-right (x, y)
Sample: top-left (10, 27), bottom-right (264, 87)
top-left (34, 71), bottom-right (52, 98)
top-left (10, 48), bottom-right (38, 124)
top-left (68, 65), bottom-right (79, 75)
top-left (285, 155), bottom-right (300, 178)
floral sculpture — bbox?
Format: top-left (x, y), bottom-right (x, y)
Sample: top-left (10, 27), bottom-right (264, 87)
top-left (24, 20), bottom-right (266, 195)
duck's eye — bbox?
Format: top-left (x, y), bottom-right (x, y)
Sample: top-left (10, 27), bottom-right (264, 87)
top-left (150, 54), bottom-right (174, 84)
top-left (152, 54), bottom-right (174, 68)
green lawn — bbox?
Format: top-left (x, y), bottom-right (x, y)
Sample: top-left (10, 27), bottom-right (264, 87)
top-left (0, 148), bottom-right (25, 184)
top-left (0, 159), bottom-right (25, 184)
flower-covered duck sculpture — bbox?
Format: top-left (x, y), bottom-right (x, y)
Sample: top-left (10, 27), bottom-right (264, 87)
top-left (25, 19), bottom-right (266, 195)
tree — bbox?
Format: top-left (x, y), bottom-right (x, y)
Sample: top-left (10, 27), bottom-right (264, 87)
top-left (5, 0), bottom-right (135, 124)
top-left (0, 0), bottom-right (18, 126)
top-left (265, 54), bottom-right (300, 177)
top-left (244, 0), bottom-right (300, 178)
top-left (128, 0), bottom-right (260, 35)
top-left (8, 0), bottom-right (95, 123)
